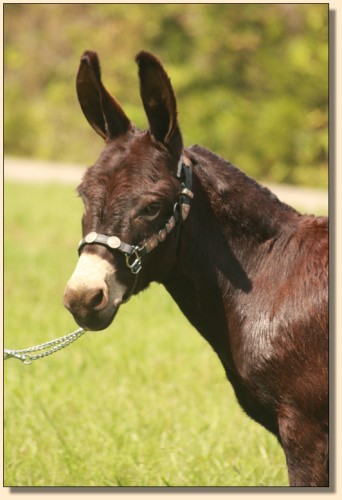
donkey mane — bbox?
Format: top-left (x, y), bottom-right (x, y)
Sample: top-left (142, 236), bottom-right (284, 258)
top-left (184, 145), bottom-right (302, 263)
top-left (190, 144), bottom-right (297, 215)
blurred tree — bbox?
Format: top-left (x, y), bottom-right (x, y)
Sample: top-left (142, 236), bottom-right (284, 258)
top-left (4, 3), bottom-right (328, 187)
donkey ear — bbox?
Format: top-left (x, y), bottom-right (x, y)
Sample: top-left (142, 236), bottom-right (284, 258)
top-left (136, 51), bottom-right (182, 153)
top-left (76, 51), bottom-right (131, 140)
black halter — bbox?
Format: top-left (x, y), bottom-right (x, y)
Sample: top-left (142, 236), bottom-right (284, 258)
top-left (77, 156), bottom-right (194, 302)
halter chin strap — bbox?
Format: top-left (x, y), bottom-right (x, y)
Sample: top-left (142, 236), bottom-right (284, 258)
top-left (77, 156), bottom-right (194, 302)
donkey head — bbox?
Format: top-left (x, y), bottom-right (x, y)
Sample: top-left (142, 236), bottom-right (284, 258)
top-left (63, 51), bottom-right (192, 330)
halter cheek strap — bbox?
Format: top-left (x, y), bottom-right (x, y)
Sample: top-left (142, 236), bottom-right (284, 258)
top-left (77, 156), bottom-right (194, 301)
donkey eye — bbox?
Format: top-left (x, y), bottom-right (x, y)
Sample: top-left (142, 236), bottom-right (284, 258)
top-left (140, 202), bottom-right (162, 219)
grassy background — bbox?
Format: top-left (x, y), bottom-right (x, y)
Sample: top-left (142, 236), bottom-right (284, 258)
top-left (4, 181), bottom-right (288, 487)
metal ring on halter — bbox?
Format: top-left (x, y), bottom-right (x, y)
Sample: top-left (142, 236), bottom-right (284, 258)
top-left (125, 249), bottom-right (143, 275)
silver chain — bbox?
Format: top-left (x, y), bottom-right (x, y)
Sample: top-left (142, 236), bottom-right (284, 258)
top-left (3, 327), bottom-right (86, 365)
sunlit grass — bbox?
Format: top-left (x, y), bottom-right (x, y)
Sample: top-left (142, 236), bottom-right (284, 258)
top-left (4, 181), bottom-right (288, 486)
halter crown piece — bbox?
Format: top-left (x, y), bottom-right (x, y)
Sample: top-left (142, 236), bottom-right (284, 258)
top-left (77, 156), bottom-right (194, 302)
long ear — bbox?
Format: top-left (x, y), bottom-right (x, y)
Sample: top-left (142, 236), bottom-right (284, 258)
top-left (76, 51), bottom-right (131, 140)
top-left (136, 51), bottom-right (182, 155)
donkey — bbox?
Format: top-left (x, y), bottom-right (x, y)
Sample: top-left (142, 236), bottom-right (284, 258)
top-left (64, 51), bottom-right (328, 487)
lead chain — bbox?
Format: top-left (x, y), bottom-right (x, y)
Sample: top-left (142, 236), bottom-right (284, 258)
top-left (3, 327), bottom-right (86, 365)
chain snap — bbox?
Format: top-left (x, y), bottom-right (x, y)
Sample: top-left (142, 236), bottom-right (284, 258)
top-left (125, 249), bottom-right (142, 274)
top-left (22, 354), bottom-right (33, 365)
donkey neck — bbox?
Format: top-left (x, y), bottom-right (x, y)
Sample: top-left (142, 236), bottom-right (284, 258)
top-left (183, 145), bottom-right (300, 264)
top-left (163, 145), bottom-right (299, 370)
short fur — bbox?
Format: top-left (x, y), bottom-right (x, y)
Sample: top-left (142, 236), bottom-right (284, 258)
top-left (66, 51), bottom-right (328, 486)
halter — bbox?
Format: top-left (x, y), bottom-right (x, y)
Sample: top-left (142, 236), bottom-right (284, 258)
top-left (77, 156), bottom-right (194, 302)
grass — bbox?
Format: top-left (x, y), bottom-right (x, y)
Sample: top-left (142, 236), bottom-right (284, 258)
top-left (3, 181), bottom-right (289, 487)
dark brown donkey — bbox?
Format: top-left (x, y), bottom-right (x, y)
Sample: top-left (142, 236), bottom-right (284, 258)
top-left (64, 51), bottom-right (328, 486)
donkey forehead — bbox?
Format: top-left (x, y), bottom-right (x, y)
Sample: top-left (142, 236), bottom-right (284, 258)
top-left (104, 133), bottom-right (169, 171)
top-left (78, 132), bottom-right (175, 200)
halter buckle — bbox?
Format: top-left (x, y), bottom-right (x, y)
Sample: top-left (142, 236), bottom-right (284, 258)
top-left (125, 248), bottom-right (142, 274)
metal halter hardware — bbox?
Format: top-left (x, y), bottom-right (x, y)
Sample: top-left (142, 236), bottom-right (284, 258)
top-left (77, 156), bottom-right (194, 301)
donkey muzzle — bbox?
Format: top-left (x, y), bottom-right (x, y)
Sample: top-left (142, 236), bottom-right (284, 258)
top-left (63, 252), bottom-right (126, 330)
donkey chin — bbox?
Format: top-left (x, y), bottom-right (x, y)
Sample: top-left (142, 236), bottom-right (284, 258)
top-left (63, 252), bottom-right (127, 331)
top-left (66, 303), bottom-right (119, 332)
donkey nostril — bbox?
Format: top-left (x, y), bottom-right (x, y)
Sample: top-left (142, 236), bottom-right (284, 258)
top-left (63, 283), bottom-right (110, 317)
top-left (89, 288), bottom-right (108, 311)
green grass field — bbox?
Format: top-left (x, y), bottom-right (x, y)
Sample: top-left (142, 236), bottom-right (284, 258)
top-left (4, 181), bottom-right (290, 487)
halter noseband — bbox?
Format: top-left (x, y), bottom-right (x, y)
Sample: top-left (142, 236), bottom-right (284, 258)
top-left (77, 156), bottom-right (194, 302)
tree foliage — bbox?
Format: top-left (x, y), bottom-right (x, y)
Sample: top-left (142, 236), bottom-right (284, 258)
top-left (4, 4), bottom-right (328, 187)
